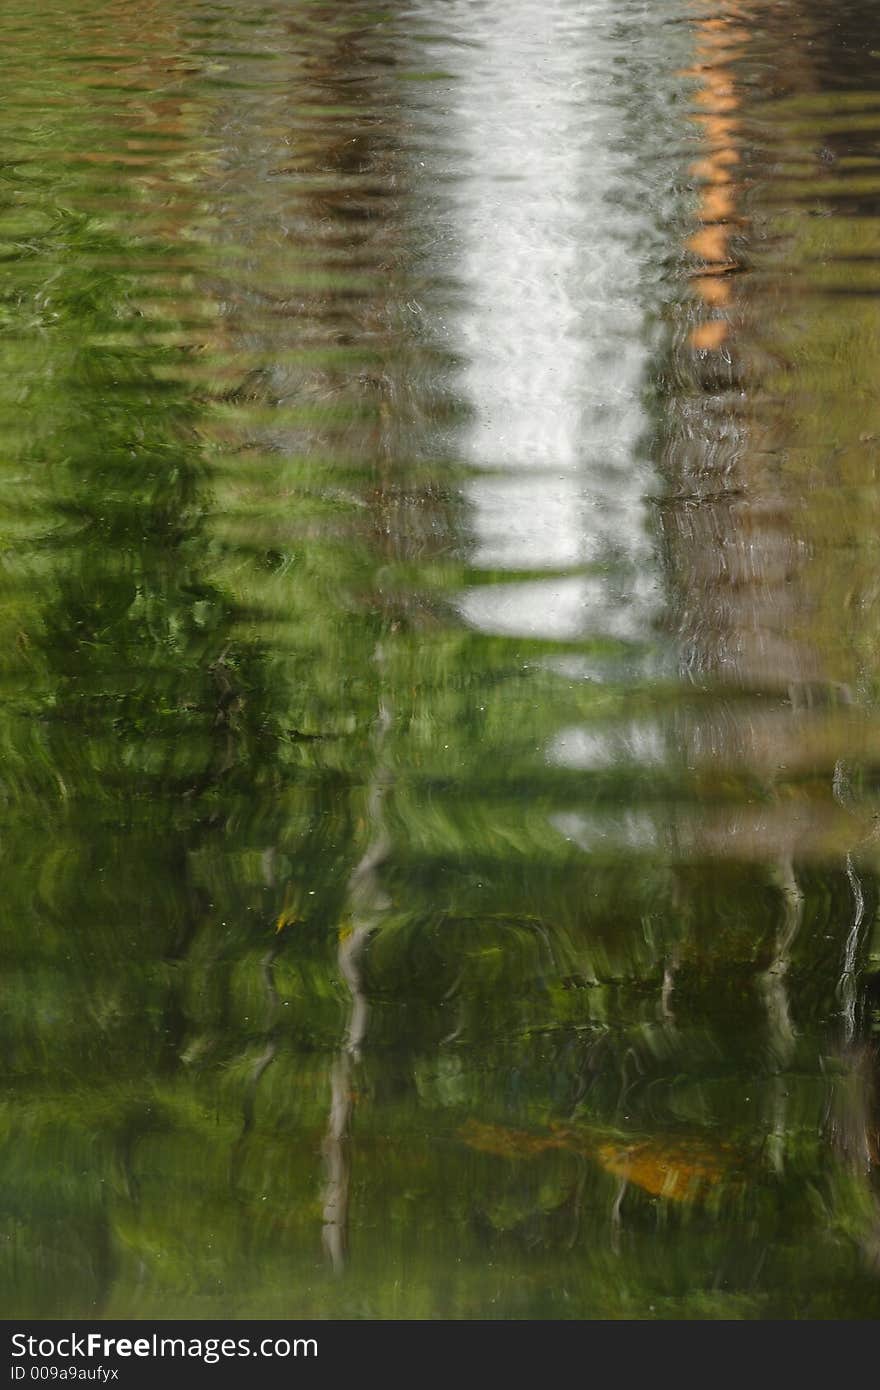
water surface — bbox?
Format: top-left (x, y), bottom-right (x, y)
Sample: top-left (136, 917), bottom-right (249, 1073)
top-left (2, 0), bottom-right (880, 1319)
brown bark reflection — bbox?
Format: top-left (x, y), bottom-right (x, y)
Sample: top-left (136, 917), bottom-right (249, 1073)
top-left (668, 13), bottom-right (825, 730)
top-left (664, 1), bottom-right (880, 1229)
top-left (69, 0), bottom-right (214, 243)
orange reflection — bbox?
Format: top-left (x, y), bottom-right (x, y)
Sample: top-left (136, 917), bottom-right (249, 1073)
top-left (460, 1119), bottom-right (742, 1205)
top-left (682, 6), bottom-right (754, 351)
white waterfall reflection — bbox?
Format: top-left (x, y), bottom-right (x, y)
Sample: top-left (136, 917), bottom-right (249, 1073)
top-left (441, 0), bottom-right (657, 643)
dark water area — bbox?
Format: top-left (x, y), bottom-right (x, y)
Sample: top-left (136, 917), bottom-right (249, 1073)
top-left (2, 0), bottom-right (880, 1319)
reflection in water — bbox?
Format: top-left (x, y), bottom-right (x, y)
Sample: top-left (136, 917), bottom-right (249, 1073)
top-left (436, 0), bottom-right (657, 645)
top-left (322, 670), bottom-right (393, 1273)
top-left (661, 0), bottom-right (880, 1264)
top-left (1, 0), bottom-right (880, 1320)
top-left (684, 3), bottom-right (751, 351)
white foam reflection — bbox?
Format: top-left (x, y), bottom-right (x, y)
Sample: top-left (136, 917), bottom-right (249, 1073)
top-left (458, 570), bottom-right (659, 642)
top-left (551, 810), bottom-right (660, 853)
top-left (548, 722), bottom-right (666, 770)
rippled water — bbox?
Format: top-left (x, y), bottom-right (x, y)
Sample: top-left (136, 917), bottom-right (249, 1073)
top-left (2, 0), bottom-right (880, 1319)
